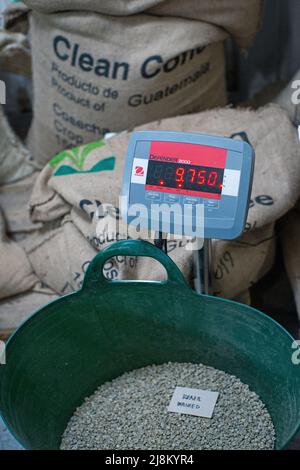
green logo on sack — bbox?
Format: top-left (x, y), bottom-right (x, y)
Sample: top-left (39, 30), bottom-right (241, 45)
top-left (54, 156), bottom-right (115, 176)
top-left (49, 140), bottom-right (115, 175)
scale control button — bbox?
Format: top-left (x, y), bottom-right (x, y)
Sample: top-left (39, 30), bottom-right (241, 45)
top-left (164, 194), bottom-right (181, 204)
top-left (204, 199), bottom-right (219, 209)
top-left (183, 196), bottom-right (200, 205)
top-left (146, 191), bottom-right (161, 202)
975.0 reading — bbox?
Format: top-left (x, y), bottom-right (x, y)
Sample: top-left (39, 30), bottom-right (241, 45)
top-left (146, 160), bottom-right (224, 196)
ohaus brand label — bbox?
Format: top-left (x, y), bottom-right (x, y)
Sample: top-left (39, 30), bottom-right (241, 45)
top-left (131, 158), bottom-right (148, 184)
top-left (134, 166), bottom-right (144, 176)
top-left (28, 11), bottom-right (227, 166)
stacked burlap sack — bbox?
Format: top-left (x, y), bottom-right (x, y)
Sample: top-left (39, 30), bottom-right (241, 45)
top-left (2, 108), bottom-right (300, 331)
top-left (22, 0), bottom-right (263, 166)
top-left (0, 105), bottom-right (58, 337)
top-left (21, 105), bottom-right (298, 306)
top-left (0, 6), bottom-right (57, 337)
top-left (2, 0), bottom-right (300, 336)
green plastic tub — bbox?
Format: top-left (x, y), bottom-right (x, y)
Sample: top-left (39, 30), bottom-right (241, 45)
top-left (0, 240), bottom-right (300, 449)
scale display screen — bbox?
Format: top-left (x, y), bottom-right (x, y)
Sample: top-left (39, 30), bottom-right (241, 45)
top-left (145, 141), bottom-right (226, 199)
top-left (121, 131), bottom-right (255, 240)
top-left (146, 161), bottom-right (224, 197)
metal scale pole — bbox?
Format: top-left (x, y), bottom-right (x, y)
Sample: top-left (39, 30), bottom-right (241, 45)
top-left (194, 239), bottom-right (212, 295)
top-left (154, 232), bottom-right (211, 296)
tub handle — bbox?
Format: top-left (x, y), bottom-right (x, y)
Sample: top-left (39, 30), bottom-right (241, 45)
top-left (82, 239), bottom-right (189, 289)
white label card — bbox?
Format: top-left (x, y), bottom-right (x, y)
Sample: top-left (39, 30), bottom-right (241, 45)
top-left (167, 386), bottom-right (219, 418)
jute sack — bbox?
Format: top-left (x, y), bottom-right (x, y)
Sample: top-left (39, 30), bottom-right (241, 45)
top-left (0, 206), bottom-right (37, 300)
top-left (27, 10), bottom-right (228, 166)
top-left (3, 1), bottom-right (30, 35)
top-left (23, 0), bottom-right (263, 49)
top-left (30, 104), bottom-right (300, 233)
top-left (137, 105), bottom-right (300, 230)
top-left (0, 31), bottom-right (31, 77)
top-left (0, 283), bottom-right (58, 340)
top-left (0, 105), bottom-right (39, 236)
top-left (280, 210), bottom-right (300, 320)
top-left (23, 206), bottom-right (275, 301)
top-left (22, 215), bottom-right (103, 295)
top-left (0, 173), bottom-right (42, 235)
top-left (0, 105), bottom-right (35, 185)
top-left (27, 104), bottom-right (298, 300)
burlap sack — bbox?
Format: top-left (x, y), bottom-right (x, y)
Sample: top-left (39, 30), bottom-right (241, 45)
top-left (0, 103), bottom-right (40, 237)
top-left (213, 223), bottom-right (275, 299)
top-left (0, 283), bottom-right (58, 340)
top-left (23, 0), bottom-right (263, 49)
top-left (29, 180), bottom-right (274, 299)
top-left (280, 210), bottom-right (300, 320)
top-left (27, 104), bottom-right (298, 300)
top-left (23, 204), bottom-right (275, 300)
top-left (0, 206), bottom-right (37, 300)
top-left (30, 104), bottom-right (300, 232)
top-left (0, 31), bottom-right (31, 77)
top-left (3, 2), bottom-right (30, 35)
top-left (0, 105), bottom-right (35, 184)
top-left (27, 10), bottom-right (228, 166)
top-left (234, 290), bottom-right (251, 306)
top-left (22, 215), bottom-right (107, 295)
top-left (0, 172), bottom-right (42, 235)
top-left (138, 105), bottom-right (300, 230)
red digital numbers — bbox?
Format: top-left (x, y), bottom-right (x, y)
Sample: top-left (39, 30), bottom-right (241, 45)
top-left (175, 167), bottom-right (185, 183)
top-left (197, 169), bottom-right (206, 185)
top-left (146, 160), bottom-right (223, 196)
top-left (188, 168), bottom-right (196, 183)
top-left (175, 167), bottom-right (218, 187)
top-left (207, 171), bottom-right (218, 186)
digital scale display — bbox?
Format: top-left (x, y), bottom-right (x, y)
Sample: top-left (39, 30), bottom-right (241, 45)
top-left (145, 141), bottom-right (227, 200)
top-left (146, 161), bottom-right (224, 197)
top-left (122, 131), bottom-right (255, 240)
